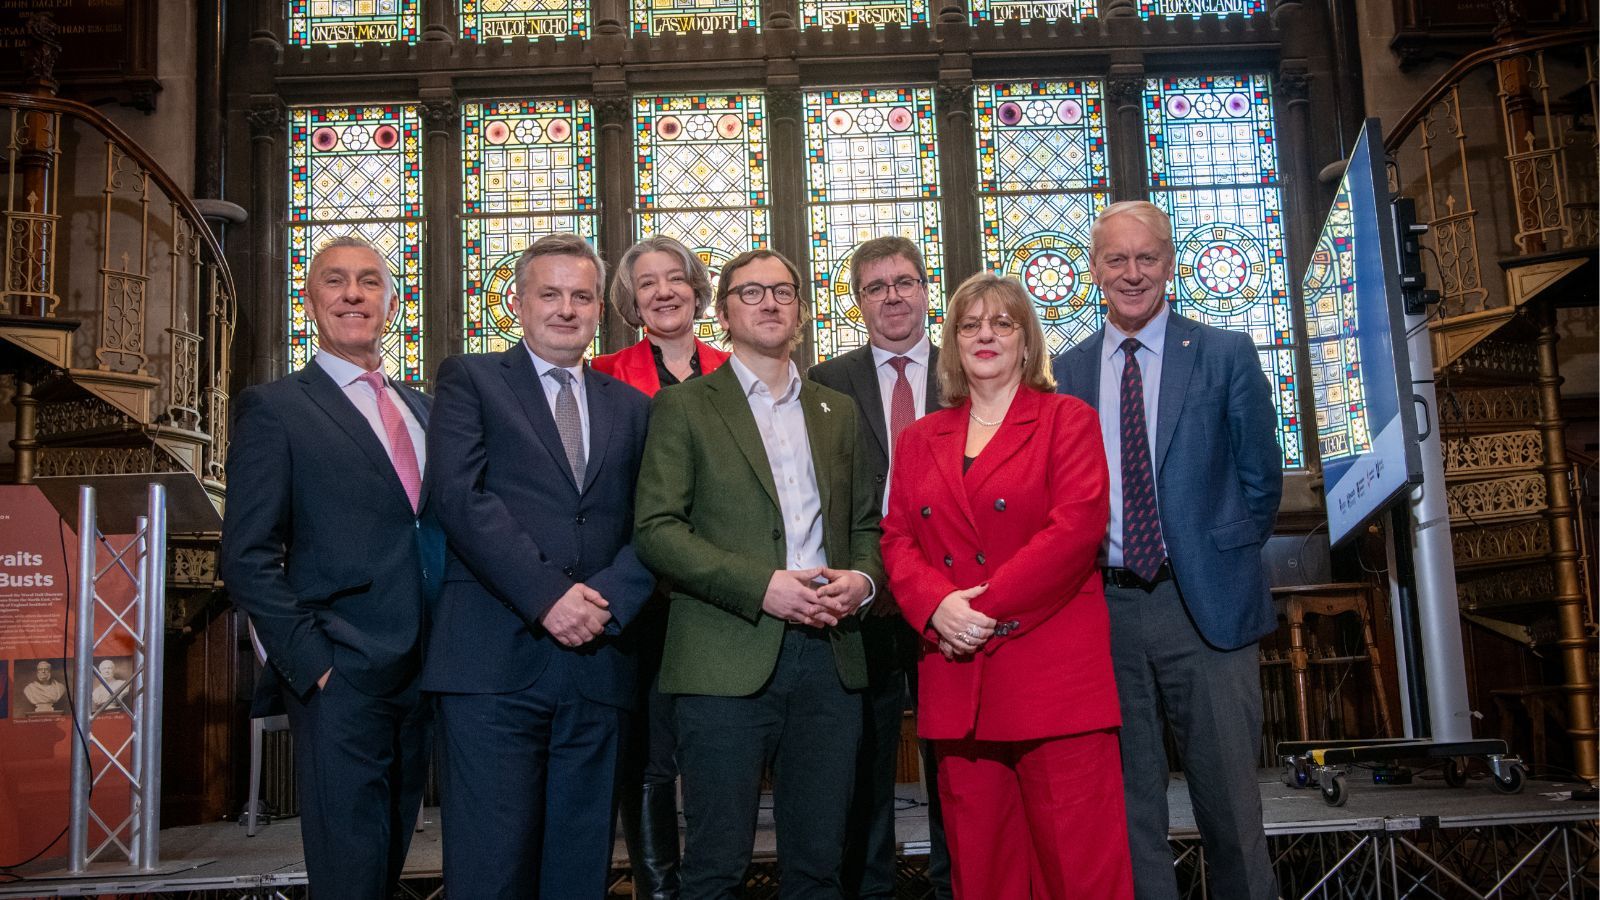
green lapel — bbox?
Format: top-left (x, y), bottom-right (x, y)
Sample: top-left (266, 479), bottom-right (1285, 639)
top-left (799, 379), bottom-right (836, 522)
top-left (703, 363), bottom-right (781, 510)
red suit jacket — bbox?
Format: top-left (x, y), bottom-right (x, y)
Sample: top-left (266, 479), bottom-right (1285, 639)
top-left (881, 386), bottom-right (1119, 742)
top-left (590, 337), bottom-right (731, 397)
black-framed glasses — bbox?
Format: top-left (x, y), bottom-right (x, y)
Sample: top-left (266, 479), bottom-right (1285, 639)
top-left (955, 315), bottom-right (1020, 338)
top-left (860, 276), bottom-right (926, 303)
top-left (728, 282), bottom-right (800, 305)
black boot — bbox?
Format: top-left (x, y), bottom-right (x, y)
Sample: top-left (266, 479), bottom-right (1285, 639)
top-left (630, 781), bottom-right (680, 899)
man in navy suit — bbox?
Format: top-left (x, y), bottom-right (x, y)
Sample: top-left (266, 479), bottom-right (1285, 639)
top-left (1053, 201), bottom-right (1282, 900)
top-left (807, 236), bottom-right (952, 900)
top-left (222, 236), bottom-right (432, 899)
top-left (422, 233), bottom-right (655, 899)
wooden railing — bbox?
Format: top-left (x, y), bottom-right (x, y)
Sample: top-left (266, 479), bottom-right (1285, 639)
top-left (0, 91), bottom-right (237, 495)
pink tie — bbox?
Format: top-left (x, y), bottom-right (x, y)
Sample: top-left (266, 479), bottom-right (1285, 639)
top-left (357, 371), bottom-right (422, 513)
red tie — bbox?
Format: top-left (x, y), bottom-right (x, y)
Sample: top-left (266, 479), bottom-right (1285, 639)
top-left (887, 356), bottom-right (914, 455)
top-left (357, 371), bottom-right (422, 513)
top-left (1119, 339), bottom-right (1164, 580)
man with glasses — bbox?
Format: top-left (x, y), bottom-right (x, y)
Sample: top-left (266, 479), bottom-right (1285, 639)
top-left (808, 236), bottom-right (952, 900)
top-left (636, 247), bottom-right (885, 899)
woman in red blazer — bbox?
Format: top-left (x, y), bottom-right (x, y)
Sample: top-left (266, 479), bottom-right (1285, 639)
top-left (594, 235), bottom-right (729, 898)
top-left (882, 272), bottom-right (1132, 898)
top-left (590, 235), bottom-right (730, 398)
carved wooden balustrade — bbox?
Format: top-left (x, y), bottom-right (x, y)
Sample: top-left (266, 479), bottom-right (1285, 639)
top-left (1382, 26), bottom-right (1597, 780)
top-left (0, 92), bottom-right (237, 619)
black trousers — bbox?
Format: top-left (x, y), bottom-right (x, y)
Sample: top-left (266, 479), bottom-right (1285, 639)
top-left (281, 668), bottom-right (429, 900)
top-left (622, 599), bottom-right (678, 786)
top-left (675, 627), bottom-right (863, 900)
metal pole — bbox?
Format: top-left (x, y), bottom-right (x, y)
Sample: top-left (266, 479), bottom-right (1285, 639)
top-left (138, 483), bottom-right (166, 871)
top-left (67, 485), bottom-right (96, 873)
top-left (128, 513), bottom-right (148, 867)
top-left (1403, 309), bottom-right (1474, 741)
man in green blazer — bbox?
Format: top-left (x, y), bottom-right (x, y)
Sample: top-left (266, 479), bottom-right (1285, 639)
top-left (635, 247), bottom-right (885, 900)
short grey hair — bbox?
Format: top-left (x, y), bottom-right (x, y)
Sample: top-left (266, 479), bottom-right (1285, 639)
top-left (514, 233), bottom-right (606, 298)
top-left (1089, 201), bottom-right (1175, 261)
top-left (609, 235), bottom-right (714, 328)
top-left (309, 235), bottom-right (396, 300)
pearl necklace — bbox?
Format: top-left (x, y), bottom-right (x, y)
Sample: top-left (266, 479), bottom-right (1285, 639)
top-left (969, 409), bottom-right (1004, 427)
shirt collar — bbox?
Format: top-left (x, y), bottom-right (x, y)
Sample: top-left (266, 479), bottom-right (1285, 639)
top-left (523, 342), bottom-right (585, 386)
top-left (1103, 302), bottom-right (1171, 362)
top-left (314, 350), bottom-right (385, 388)
top-left (727, 351), bottom-right (802, 403)
top-left (870, 333), bottom-right (931, 371)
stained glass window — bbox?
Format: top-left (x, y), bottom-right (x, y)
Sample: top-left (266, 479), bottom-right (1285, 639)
top-left (974, 81), bottom-right (1110, 355)
top-left (633, 0), bottom-right (759, 34)
top-left (1302, 195), bottom-right (1371, 460)
top-left (969, 0), bottom-right (1090, 24)
top-left (805, 87), bottom-right (944, 361)
top-left (634, 93), bottom-right (769, 347)
top-left (1145, 73), bottom-right (1302, 466)
top-left (287, 105), bottom-right (425, 381)
top-left (461, 99), bottom-right (598, 355)
top-left (289, 0), bottom-right (419, 45)
top-left (1138, 0), bottom-right (1266, 16)
top-left (462, 0), bottom-right (589, 39)
top-left (801, 0), bottom-right (929, 28)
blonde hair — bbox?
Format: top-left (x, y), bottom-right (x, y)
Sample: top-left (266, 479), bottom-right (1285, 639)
top-left (1089, 201), bottom-right (1174, 261)
top-left (936, 272), bottom-right (1055, 404)
top-left (609, 235), bottom-right (714, 328)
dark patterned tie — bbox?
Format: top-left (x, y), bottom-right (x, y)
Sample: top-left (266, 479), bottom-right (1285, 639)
top-left (887, 356), bottom-right (914, 456)
top-left (546, 368), bottom-right (585, 486)
top-left (1120, 338), bottom-right (1165, 581)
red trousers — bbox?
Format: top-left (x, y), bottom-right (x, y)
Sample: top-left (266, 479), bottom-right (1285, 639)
top-left (937, 729), bottom-right (1133, 899)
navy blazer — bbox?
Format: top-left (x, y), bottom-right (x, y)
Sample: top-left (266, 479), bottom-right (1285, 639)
top-left (221, 363), bottom-right (435, 700)
top-left (1052, 312), bottom-right (1283, 651)
top-left (419, 348), bottom-right (654, 706)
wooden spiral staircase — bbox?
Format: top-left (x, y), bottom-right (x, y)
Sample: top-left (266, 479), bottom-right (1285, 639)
top-left (0, 72), bottom-right (237, 625)
top-left (1382, 23), bottom-right (1597, 779)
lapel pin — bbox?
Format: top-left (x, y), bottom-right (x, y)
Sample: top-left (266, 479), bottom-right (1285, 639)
top-left (820, 402), bottom-right (832, 413)
top-left (1182, 339), bottom-right (1191, 347)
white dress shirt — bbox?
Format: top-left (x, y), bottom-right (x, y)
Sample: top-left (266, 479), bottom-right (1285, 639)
top-left (869, 335), bottom-right (932, 516)
top-left (525, 343), bottom-right (591, 458)
top-left (727, 353), bottom-right (876, 604)
top-left (1097, 303), bottom-right (1169, 567)
top-left (315, 351), bottom-right (427, 476)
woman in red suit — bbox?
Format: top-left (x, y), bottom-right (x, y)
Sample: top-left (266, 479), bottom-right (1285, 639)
top-left (593, 235), bottom-right (729, 899)
top-left (881, 272), bottom-right (1132, 899)
top-left (591, 235), bottom-right (730, 398)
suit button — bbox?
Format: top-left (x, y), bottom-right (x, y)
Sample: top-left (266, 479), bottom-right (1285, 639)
top-left (772, 529), bottom-right (783, 541)
top-left (875, 474), bottom-right (886, 484)
top-left (562, 565), bottom-right (576, 578)
top-left (943, 555), bottom-right (953, 567)
top-left (921, 507), bottom-right (932, 518)
top-left (994, 498), bottom-right (1006, 511)
top-left (976, 553), bottom-right (986, 565)
top-left (575, 514), bottom-right (586, 525)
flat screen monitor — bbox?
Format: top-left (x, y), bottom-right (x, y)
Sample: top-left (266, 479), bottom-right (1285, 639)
top-left (1301, 117), bottom-right (1424, 547)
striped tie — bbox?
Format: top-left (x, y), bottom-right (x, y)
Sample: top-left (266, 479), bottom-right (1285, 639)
top-left (1119, 338), bottom-right (1164, 581)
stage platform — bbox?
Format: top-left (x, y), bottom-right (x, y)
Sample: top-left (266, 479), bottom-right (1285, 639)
top-left (1, 770), bottom-right (1593, 898)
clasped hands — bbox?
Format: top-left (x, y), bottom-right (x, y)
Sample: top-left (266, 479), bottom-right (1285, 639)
top-left (540, 582), bottom-right (613, 647)
top-left (930, 584), bottom-right (993, 659)
top-left (762, 567), bottom-right (871, 627)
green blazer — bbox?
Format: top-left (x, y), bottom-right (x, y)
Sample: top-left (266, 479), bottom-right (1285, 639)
top-left (634, 362), bottom-right (885, 697)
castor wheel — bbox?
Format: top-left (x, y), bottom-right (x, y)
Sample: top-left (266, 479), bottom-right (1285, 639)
top-left (1282, 758), bottom-right (1311, 788)
top-left (1443, 758), bottom-right (1468, 788)
top-left (1320, 773), bottom-right (1348, 807)
top-left (1490, 763), bottom-right (1526, 795)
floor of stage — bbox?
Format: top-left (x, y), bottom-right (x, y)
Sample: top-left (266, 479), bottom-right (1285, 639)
top-left (1, 769), bottom-right (1593, 897)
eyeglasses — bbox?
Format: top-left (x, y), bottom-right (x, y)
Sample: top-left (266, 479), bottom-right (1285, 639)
top-left (860, 276), bottom-right (926, 303)
top-left (955, 315), bottom-right (1020, 338)
top-left (728, 282), bottom-right (799, 305)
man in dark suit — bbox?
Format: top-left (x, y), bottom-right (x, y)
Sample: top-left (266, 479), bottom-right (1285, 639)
top-left (1052, 201), bottom-right (1282, 900)
top-left (635, 248), bottom-right (885, 900)
top-left (422, 233), bottom-right (654, 899)
top-left (807, 236), bottom-right (951, 900)
top-left (222, 236), bottom-right (432, 899)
